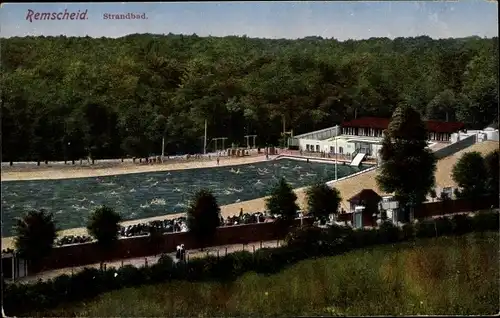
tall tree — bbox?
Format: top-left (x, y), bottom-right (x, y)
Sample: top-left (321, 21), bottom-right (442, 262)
top-left (186, 189), bottom-right (221, 249)
top-left (306, 183), bottom-right (342, 224)
top-left (376, 104), bottom-right (437, 222)
top-left (451, 151), bottom-right (488, 199)
top-left (266, 177), bottom-right (299, 227)
top-left (86, 206), bottom-right (122, 250)
top-left (14, 209), bottom-right (57, 268)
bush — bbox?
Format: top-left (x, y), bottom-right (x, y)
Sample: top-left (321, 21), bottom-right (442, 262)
top-left (349, 228), bottom-right (380, 248)
top-left (50, 274), bottom-right (72, 302)
top-left (327, 224), bottom-right (352, 240)
top-left (147, 253), bottom-right (175, 282)
top-left (157, 253), bottom-right (174, 266)
top-left (472, 211), bottom-right (500, 232)
top-left (117, 265), bottom-right (148, 288)
top-left (401, 223), bottom-right (415, 241)
top-left (285, 225), bottom-right (327, 253)
top-left (253, 248), bottom-right (280, 274)
top-left (70, 267), bottom-right (102, 299)
top-left (434, 216), bottom-right (454, 236)
top-left (451, 214), bottom-right (474, 235)
top-left (378, 221), bottom-right (402, 244)
top-left (415, 219), bottom-right (437, 238)
top-left (212, 251), bottom-right (254, 281)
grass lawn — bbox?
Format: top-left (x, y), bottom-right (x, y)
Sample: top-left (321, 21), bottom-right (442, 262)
top-left (36, 232), bottom-right (499, 317)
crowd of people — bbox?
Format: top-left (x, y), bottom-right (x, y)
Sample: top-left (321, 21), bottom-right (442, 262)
top-left (2, 248), bottom-right (15, 255)
top-left (119, 217), bottom-right (189, 237)
top-left (222, 210), bottom-right (276, 226)
top-left (55, 235), bottom-right (93, 246)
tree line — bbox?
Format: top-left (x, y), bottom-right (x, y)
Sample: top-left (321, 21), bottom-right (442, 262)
top-left (1, 34), bottom-right (498, 161)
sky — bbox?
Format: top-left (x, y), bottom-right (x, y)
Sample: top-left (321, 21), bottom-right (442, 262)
top-left (0, 1), bottom-right (498, 40)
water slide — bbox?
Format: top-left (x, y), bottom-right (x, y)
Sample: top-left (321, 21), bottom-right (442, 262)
top-left (349, 153), bottom-right (366, 166)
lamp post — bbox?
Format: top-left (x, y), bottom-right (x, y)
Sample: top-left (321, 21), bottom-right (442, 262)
top-left (67, 141), bottom-right (72, 164)
top-left (335, 137), bottom-right (338, 181)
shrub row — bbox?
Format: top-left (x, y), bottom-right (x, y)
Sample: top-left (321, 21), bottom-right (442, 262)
top-left (3, 210), bottom-right (498, 316)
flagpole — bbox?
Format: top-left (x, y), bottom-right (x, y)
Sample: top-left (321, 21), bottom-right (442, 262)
top-left (335, 137), bottom-right (338, 181)
top-left (203, 119), bottom-right (207, 155)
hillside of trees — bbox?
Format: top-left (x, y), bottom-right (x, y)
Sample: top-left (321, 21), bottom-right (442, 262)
top-left (1, 34), bottom-right (498, 161)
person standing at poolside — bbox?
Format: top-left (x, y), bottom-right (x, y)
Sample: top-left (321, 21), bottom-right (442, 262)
top-left (180, 244), bottom-right (186, 262)
top-left (176, 245), bottom-right (181, 260)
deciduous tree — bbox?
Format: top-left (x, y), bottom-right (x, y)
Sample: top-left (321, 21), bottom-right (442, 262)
top-left (266, 177), bottom-right (299, 227)
top-left (14, 209), bottom-right (57, 267)
top-left (87, 205), bottom-right (122, 250)
top-left (186, 189), bottom-right (221, 249)
top-left (306, 183), bottom-right (341, 224)
top-left (452, 151), bottom-right (488, 199)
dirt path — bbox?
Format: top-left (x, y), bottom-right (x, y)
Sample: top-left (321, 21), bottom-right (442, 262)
top-left (14, 240), bottom-right (283, 284)
top-left (1, 153), bottom-right (271, 181)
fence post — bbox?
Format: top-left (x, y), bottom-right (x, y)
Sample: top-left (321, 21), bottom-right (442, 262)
top-left (260, 241), bottom-right (263, 248)
top-left (253, 245), bottom-right (255, 253)
top-left (225, 247), bottom-right (228, 256)
top-left (206, 251), bottom-right (209, 257)
top-left (121, 260), bottom-right (124, 267)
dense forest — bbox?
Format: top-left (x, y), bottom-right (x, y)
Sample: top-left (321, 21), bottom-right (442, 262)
top-left (1, 34), bottom-right (498, 161)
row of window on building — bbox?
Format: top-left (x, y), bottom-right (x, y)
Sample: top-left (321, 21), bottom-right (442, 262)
top-left (342, 127), bottom-right (384, 137)
top-left (305, 144), bottom-right (345, 154)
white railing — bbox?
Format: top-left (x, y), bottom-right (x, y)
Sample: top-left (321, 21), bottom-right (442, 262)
top-left (325, 165), bottom-right (378, 186)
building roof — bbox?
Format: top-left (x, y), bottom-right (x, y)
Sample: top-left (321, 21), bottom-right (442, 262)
top-left (425, 120), bottom-right (465, 133)
top-left (342, 117), bottom-right (465, 134)
top-left (347, 189), bottom-right (382, 203)
top-left (342, 117), bottom-right (390, 130)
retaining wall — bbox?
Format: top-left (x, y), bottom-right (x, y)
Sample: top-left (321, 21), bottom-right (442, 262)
top-left (33, 218), bottom-right (314, 273)
top-left (434, 134), bottom-right (477, 159)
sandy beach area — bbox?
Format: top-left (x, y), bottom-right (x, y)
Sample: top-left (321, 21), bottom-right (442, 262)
top-left (1, 154), bottom-right (271, 181)
top-left (2, 141), bottom-right (497, 250)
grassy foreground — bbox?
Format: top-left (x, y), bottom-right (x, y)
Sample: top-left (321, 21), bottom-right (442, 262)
top-left (37, 232), bottom-right (498, 317)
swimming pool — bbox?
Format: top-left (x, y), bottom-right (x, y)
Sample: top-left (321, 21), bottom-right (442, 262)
top-left (1, 159), bottom-right (370, 236)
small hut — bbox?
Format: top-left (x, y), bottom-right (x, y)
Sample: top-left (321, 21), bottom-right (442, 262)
top-left (347, 189), bottom-right (382, 228)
